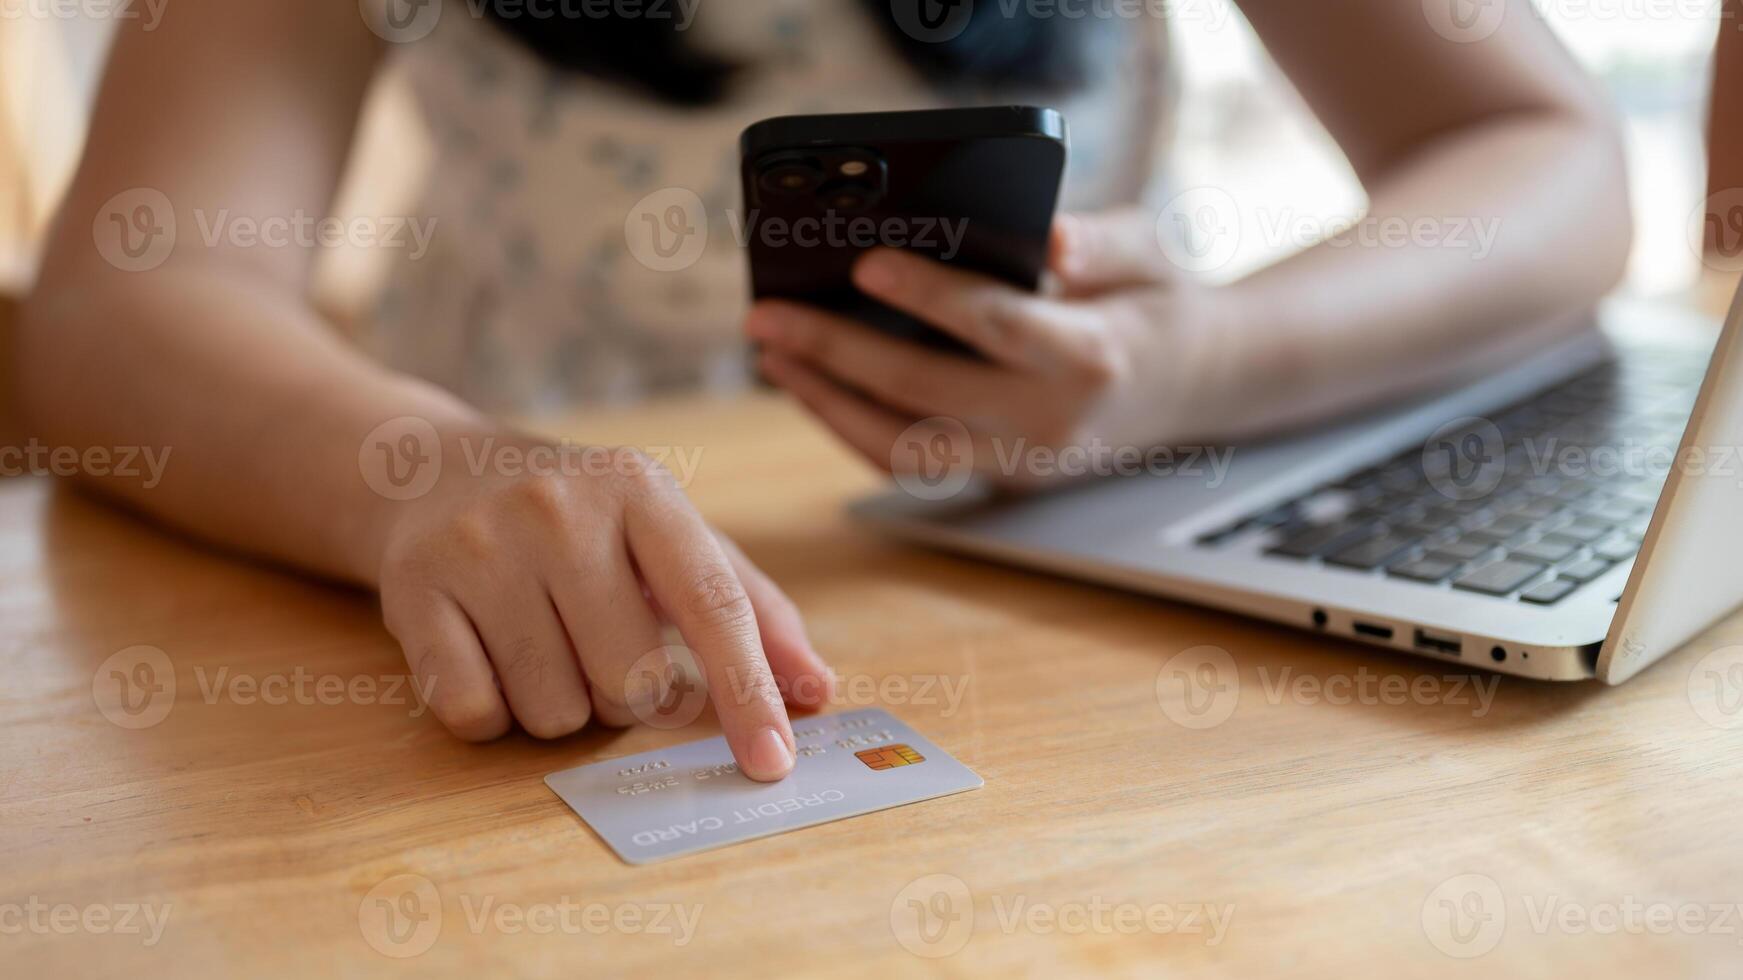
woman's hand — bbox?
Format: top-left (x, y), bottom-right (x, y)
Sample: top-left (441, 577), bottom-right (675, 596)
top-left (746, 210), bottom-right (1248, 489)
top-left (374, 437), bottom-right (831, 781)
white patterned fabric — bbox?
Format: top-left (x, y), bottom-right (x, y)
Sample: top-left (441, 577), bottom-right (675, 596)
top-left (367, 1), bottom-right (1173, 411)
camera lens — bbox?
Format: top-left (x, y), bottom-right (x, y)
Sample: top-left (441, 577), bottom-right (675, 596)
top-left (819, 179), bottom-right (879, 212)
top-left (757, 155), bottom-right (824, 196)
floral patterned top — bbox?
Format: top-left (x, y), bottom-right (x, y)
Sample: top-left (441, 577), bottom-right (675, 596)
top-left (365, 0), bottom-right (1173, 411)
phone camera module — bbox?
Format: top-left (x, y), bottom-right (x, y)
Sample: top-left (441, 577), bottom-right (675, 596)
top-left (819, 180), bottom-right (880, 212)
top-left (757, 155), bottom-right (825, 196)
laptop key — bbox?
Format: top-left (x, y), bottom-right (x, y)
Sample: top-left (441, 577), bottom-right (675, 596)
top-left (1268, 521), bottom-right (1378, 559)
top-left (1520, 578), bottom-right (1579, 605)
top-left (1387, 556), bottom-right (1461, 583)
top-left (1454, 558), bottom-right (1548, 596)
top-left (1588, 500), bottom-right (1646, 524)
top-left (1592, 535), bottom-right (1640, 563)
top-left (1326, 533), bottom-right (1420, 570)
top-left (1399, 520), bottom-right (1457, 542)
top-left (1514, 498), bottom-right (1563, 520)
top-left (1431, 538), bottom-right (1498, 562)
top-left (1478, 514), bottom-right (1534, 537)
top-left (1508, 536), bottom-right (1582, 564)
top-left (1556, 518), bottom-right (1613, 543)
top-left (1559, 558), bottom-right (1614, 584)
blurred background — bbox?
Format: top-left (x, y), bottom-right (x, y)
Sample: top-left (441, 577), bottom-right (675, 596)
top-left (3, 1), bottom-right (1740, 445)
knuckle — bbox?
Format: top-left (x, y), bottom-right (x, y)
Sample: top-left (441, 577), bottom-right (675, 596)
top-left (680, 567), bottom-right (756, 630)
top-left (513, 474), bottom-right (574, 525)
top-left (449, 511), bottom-right (498, 560)
top-left (610, 449), bottom-right (676, 499)
top-left (493, 634), bottom-right (550, 684)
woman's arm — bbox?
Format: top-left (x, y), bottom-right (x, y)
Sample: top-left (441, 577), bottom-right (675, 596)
top-left (23, 1), bottom-right (403, 576)
top-left (1214, 0), bottom-right (1632, 433)
top-left (20, 0), bottom-right (828, 773)
top-left (748, 0), bottom-right (1630, 478)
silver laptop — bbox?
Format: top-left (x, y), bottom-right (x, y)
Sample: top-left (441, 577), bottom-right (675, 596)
top-left (853, 287), bottom-right (1743, 683)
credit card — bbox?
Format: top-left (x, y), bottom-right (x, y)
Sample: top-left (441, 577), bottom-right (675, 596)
top-left (545, 708), bottom-right (982, 864)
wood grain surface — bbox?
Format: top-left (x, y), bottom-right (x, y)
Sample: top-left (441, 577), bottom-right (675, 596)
top-left (4, 340), bottom-right (1743, 978)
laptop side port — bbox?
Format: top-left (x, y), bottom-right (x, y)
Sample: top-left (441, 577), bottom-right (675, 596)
top-left (1413, 628), bottom-right (1463, 656)
top-left (1351, 621), bottom-right (1395, 641)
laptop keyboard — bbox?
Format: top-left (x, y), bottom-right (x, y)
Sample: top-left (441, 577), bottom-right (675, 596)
top-left (1196, 350), bottom-right (1710, 605)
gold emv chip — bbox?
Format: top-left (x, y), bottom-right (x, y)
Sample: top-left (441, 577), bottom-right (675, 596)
top-left (855, 744), bottom-right (926, 771)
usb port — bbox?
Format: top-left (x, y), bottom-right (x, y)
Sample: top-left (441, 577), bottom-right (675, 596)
top-left (1413, 628), bottom-right (1463, 656)
top-left (1351, 621), bottom-right (1395, 640)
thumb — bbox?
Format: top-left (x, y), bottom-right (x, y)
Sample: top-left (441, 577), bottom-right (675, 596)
top-left (1050, 208), bottom-right (1180, 296)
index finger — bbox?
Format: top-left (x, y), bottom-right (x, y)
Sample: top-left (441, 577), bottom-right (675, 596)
top-left (622, 484), bottom-right (796, 782)
top-left (851, 247), bottom-right (1101, 374)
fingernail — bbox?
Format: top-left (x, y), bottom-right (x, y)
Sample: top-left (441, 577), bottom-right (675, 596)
top-left (746, 726), bottom-right (795, 780)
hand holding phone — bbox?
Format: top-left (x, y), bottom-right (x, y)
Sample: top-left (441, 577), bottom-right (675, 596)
top-left (740, 106), bottom-right (1068, 355)
top-left (747, 199), bottom-right (1221, 492)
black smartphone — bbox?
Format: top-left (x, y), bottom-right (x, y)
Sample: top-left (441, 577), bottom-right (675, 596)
top-left (739, 106), bottom-right (1068, 356)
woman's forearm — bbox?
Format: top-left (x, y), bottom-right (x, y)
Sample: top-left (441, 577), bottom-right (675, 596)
top-left (18, 263), bottom-right (491, 585)
top-left (1199, 111), bottom-right (1631, 439)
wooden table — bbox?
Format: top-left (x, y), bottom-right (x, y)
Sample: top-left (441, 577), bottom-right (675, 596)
top-left (7, 347), bottom-right (1743, 978)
